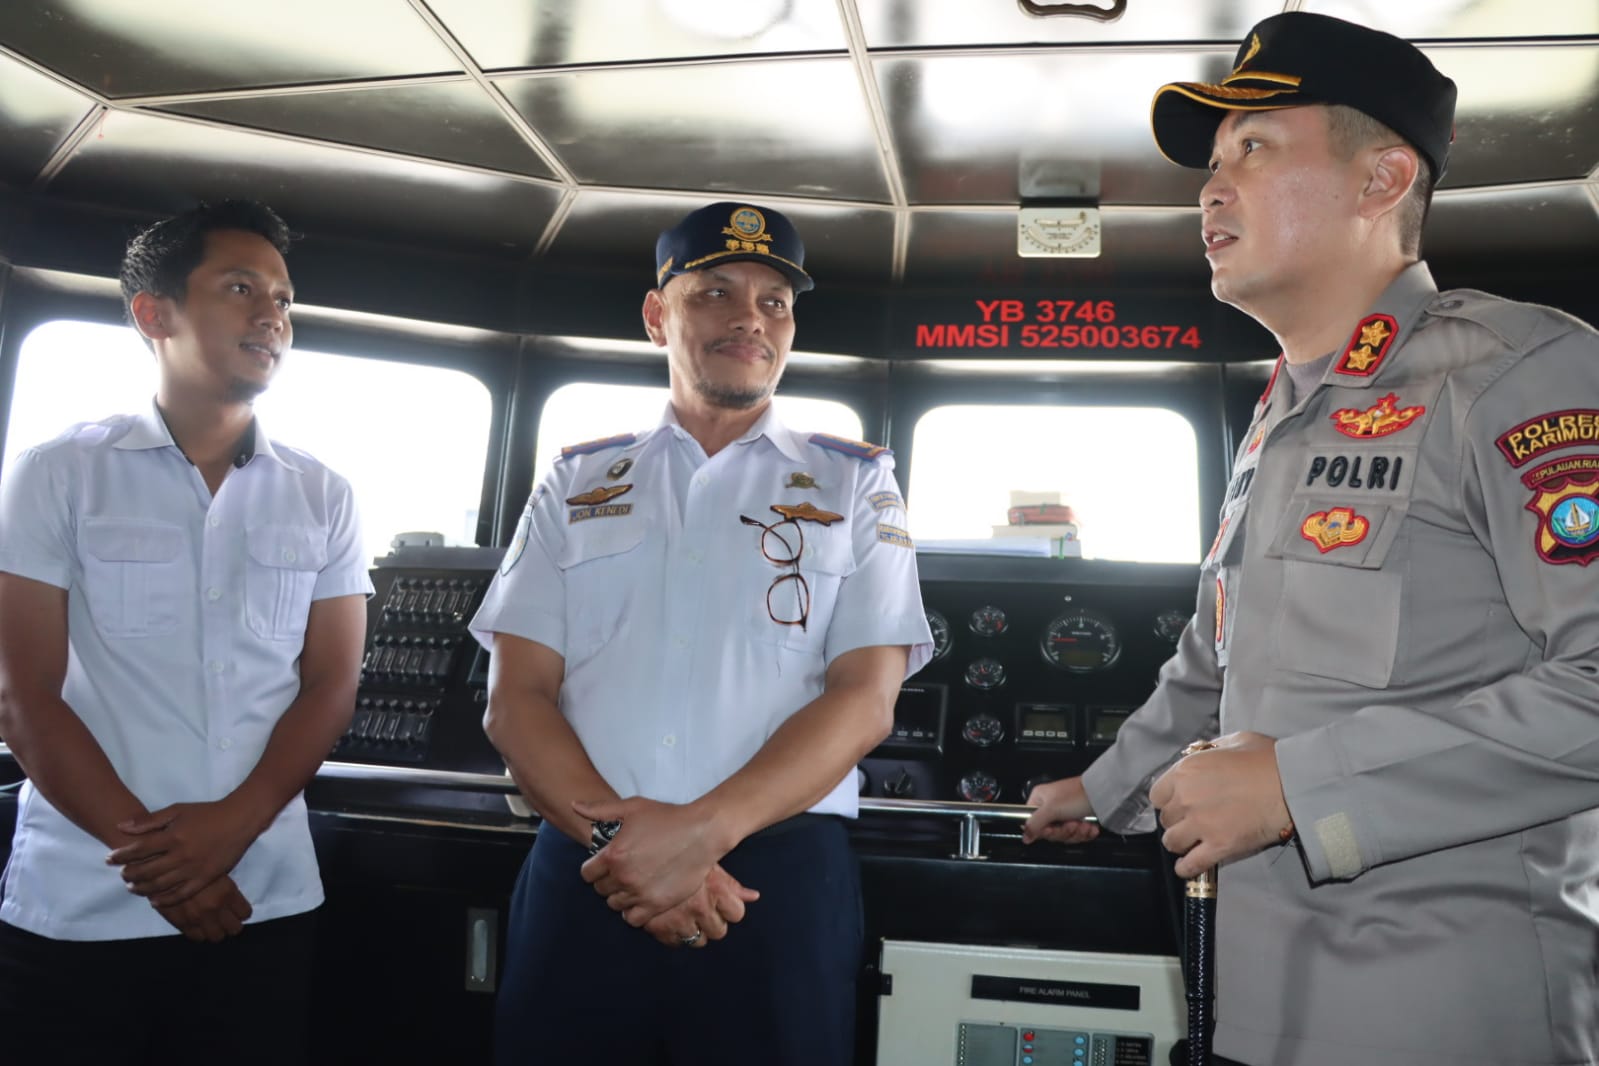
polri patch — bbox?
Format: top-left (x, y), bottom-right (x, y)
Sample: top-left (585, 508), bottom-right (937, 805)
top-left (1330, 393), bottom-right (1424, 438)
top-left (877, 523), bottom-right (913, 548)
top-left (1495, 410), bottom-right (1599, 468)
top-left (1519, 454), bottom-right (1599, 565)
top-left (869, 491), bottom-right (904, 512)
top-left (1299, 506), bottom-right (1370, 553)
top-left (1334, 314), bottom-right (1398, 377)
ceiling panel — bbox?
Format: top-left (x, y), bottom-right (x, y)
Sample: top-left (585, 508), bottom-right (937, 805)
top-left (1425, 185), bottom-right (1599, 262)
top-left (903, 208), bottom-right (1211, 288)
top-left (0, 0), bottom-right (459, 98)
top-left (0, 55), bottom-right (95, 189)
top-left (498, 60), bottom-right (890, 202)
top-left (1438, 45), bottom-right (1599, 184)
top-left (548, 190), bottom-right (897, 285)
top-left (1307, 0), bottom-right (1599, 38)
top-left (48, 111), bottom-right (559, 257)
top-left (857, 0), bottom-right (1281, 48)
top-left (160, 81), bottom-right (556, 179)
top-left (878, 52), bottom-right (1231, 206)
top-left (429, 0), bottom-right (847, 70)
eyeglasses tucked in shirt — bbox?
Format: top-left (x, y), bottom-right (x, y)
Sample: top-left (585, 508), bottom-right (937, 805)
top-left (739, 514), bottom-right (810, 631)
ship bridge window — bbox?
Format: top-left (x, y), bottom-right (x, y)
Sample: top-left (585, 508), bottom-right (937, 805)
top-left (907, 404), bottom-right (1200, 564)
top-left (533, 382), bottom-right (862, 477)
top-left (3, 320), bottom-right (491, 564)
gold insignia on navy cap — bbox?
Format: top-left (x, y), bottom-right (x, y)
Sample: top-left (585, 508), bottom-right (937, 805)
top-left (654, 201), bottom-right (815, 294)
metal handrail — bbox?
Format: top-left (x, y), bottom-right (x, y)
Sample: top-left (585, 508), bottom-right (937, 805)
top-left (1, 748), bottom-right (1095, 861)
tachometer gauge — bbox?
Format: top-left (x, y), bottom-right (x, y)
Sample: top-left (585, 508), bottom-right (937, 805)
top-left (960, 712), bottom-right (1005, 748)
top-left (1039, 609), bottom-right (1122, 673)
top-left (957, 770), bottom-right (1001, 803)
top-left (925, 609), bottom-right (953, 661)
top-left (1154, 609), bottom-right (1189, 644)
top-left (963, 657), bottom-right (1007, 691)
top-left (968, 605), bottom-right (1008, 637)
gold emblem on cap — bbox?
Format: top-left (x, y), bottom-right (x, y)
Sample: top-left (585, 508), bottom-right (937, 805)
top-left (567, 483), bottom-right (633, 507)
top-left (728, 207), bottom-right (768, 242)
top-left (785, 472), bottom-right (819, 490)
top-left (772, 501), bottom-right (843, 526)
top-left (1232, 33), bottom-right (1261, 75)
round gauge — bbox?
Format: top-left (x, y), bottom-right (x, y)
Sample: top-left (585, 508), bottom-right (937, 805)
top-left (1039, 609), bottom-right (1122, 674)
top-left (968, 605), bottom-right (1009, 637)
top-left (926, 609), bottom-right (953, 661)
top-left (963, 657), bottom-right (1008, 691)
top-left (1154, 609), bottom-right (1189, 644)
top-left (960, 712), bottom-right (1005, 749)
top-left (957, 770), bottom-right (1001, 803)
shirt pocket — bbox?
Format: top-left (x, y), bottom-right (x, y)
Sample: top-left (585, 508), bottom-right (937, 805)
top-left (557, 522), bottom-right (646, 665)
top-left (1267, 500), bottom-right (1407, 689)
top-left (245, 525), bottom-right (327, 641)
top-left (743, 528), bottom-right (851, 657)
top-left (80, 519), bottom-right (186, 638)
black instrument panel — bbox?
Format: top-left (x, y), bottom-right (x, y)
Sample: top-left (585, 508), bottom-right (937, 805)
top-left (861, 554), bottom-right (1197, 804)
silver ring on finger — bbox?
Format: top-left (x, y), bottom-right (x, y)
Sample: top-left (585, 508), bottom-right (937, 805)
top-left (678, 928), bottom-right (703, 947)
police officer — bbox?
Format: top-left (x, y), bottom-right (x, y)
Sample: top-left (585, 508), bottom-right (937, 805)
top-left (0, 200), bottom-right (373, 1064)
top-left (470, 201), bottom-right (932, 1064)
top-left (1023, 14), bottom-right (1599, 1066)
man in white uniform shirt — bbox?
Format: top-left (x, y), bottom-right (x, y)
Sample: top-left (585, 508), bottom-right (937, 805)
top-left (471, 201), bottom-right (932, 1065)
top-left (0, 200), bottom-right (372, 1065)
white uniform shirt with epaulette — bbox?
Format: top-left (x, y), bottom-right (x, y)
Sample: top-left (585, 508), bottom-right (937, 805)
top-left (1082, 262), bottom-right (1599, 1066)
top-left (470, 404), bottom-right (933, 817)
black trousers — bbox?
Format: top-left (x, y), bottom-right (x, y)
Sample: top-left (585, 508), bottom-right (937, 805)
top-left (0, 910), bottom-right (316, 1066)
top-left (494, 817), bottom-right (863, 1066)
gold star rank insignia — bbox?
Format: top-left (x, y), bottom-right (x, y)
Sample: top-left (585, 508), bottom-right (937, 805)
top-left (567, 483), bottom-right (633, 506)
top-left (771, 501), bottom-right (843, 526)
top-left (1335, 313), bottom-right (1398, 377)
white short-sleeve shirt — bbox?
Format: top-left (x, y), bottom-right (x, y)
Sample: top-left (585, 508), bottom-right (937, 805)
top-left (0, 401), bottom-right (373, 941)
top-left (470, 404), bottom-right (932, 816)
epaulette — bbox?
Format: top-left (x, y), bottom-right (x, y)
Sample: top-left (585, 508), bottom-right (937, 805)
top-left (559, 433), bottom-right (637, 459)
top-left (808, 433), bottom-right (892, 461)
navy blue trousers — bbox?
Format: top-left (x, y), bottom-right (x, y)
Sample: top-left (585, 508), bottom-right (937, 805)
top-left (0, 911), bottom-right (315, 1066)
top-left (494, 817), bottom-right (863, 1066)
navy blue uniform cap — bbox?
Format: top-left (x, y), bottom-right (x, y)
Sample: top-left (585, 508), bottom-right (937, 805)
top-left (1151, 12), bottom-right (1458, 179)
top-left (655, 201), bottom-right (814, 294)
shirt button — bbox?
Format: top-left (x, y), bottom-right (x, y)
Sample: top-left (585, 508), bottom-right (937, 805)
top-left (207, 514), bottom-right (220, 528)
top-left (687, 550), bottom-right (702, 564)
top-left (218, 737), bottom-right (232, 751)
top-left (694, 476), bottom-right (708, 488)
top-left (206, 587), bottom-right (222, 601)
top-left (662, 734), bottom-right (677, 747)
top-left (282, 548), bottom-right (297, 563)
top-left (208, 660), bottom-right (225, 674)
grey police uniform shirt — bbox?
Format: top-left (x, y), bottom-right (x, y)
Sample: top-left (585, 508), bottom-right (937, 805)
top-left (469, 405), bottom-right (933, 817)
top-left (1082, 263), bottom-right (1599, 1066)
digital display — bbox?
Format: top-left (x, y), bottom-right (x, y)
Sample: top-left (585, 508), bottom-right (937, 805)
top-left (884, 684), bottom-right (948, 752)
top-left (1016, 703), bottom-right (1075, 746)
top-left (1088, 707), bottom-right (1132, 745)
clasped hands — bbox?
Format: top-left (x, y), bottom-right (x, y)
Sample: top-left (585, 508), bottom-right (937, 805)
top-left (105, 799), bottom-right (257, 943)
top-left (1023, 731), bottom-right (1292, 879)
top-left (574, 797), bottom-right (759, 951)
